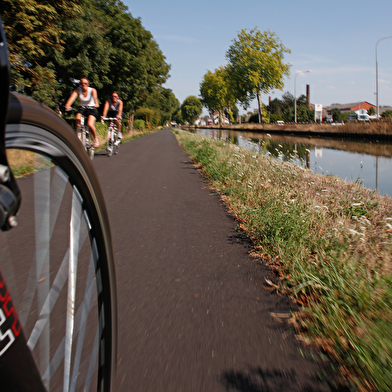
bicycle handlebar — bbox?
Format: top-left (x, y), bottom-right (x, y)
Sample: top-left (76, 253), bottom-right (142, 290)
top-left (101, 117), bottom-right (121, 121)
top-left (65, 105), bottom-right (96, 112)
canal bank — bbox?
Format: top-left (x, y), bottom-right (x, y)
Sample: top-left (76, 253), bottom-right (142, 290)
top-left (189, 127), bottom-right (392, 197)
top-left (188, 121), bottom-right (392, 140)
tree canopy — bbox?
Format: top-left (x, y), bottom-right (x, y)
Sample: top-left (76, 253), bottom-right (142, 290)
top-left (181, 96), bottom-right (203, 124)
top-left (0, 0), bottom-right (171, 122)
top-left (200, 66), bottom-right (236, 123)
top-left (226, 27), bottom-right (291, 123)
top-left (267, 92), bottom-right (314, 123)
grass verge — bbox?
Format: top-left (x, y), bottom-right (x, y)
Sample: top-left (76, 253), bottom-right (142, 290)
top-left (174, 129), bottom-right (392, 392)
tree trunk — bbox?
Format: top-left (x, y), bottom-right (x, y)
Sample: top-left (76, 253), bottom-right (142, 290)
top-left (257, 91), bottom-right (263, 124)
top-left (127, 111), bottom-right (134, 132)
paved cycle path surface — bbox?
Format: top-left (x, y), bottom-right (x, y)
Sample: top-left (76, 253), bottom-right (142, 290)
top-left (93, 129), bottom-right (340, 392)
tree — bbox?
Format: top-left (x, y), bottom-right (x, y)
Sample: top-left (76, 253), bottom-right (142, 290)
top-left (226, 28), bottom-right (291, 123)
top-left (142, 87), bottom-right (179, 125)
top-left (1, 0), bottom-right (171, 121)
top-left (56, 0), bottom-right (112, 100)
top-left (381, 110), bottom-right (392, 119)
top-left (331, 108), bottom-right (342, 122)
top-left (200, 66), bottom-right (235, 124)
top-left (181, 96), bottom-right (203, 124)
top-left (94, 0), bottom-right (170, 128)
top-left (1, 0), bottom-right (81, 105)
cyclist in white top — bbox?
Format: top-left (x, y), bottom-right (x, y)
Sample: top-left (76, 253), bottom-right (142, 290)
top-left (65, 77), bottom-right (100, 148)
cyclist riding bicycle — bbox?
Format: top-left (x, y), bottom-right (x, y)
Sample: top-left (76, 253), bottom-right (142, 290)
top-left (65, 77), bottom-right (100, 148)
top-left (102, 91), bottom-right (123, 141)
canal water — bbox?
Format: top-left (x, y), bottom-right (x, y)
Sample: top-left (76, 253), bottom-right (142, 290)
top-left (193, 128), bottom-right (392, 198)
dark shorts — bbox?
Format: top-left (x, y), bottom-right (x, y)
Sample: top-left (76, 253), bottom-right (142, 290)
top-left (107, 110), bottom-right (119, 119)
top-left (78, 107), bottom-right (99, 121)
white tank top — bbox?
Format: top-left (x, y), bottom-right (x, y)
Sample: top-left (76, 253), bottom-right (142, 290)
top-left (78, 87), bottom-right (96, 106)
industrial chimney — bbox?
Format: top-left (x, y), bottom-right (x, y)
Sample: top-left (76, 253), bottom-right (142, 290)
top-left (306, 85), bottom-right (310, 107)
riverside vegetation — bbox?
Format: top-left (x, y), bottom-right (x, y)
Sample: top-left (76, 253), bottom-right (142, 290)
top-left (174, 129), bottom-right (392, 392)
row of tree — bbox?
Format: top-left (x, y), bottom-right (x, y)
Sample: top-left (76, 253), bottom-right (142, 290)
top-left (1, 0), bottom-right (180, 127)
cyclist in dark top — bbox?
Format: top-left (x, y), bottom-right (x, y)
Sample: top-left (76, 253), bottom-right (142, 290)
top-left (65, 77), bottom-right (100, 148)
top-left (102, 91), bottom-right (123, 134)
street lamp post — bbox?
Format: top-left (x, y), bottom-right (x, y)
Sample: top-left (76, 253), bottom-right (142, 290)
top-left (294, 70), bottom-right (311, 123)
top-left (375, 36), bottom-right (392, 119)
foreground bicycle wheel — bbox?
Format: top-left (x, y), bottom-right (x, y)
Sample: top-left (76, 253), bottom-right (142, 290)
top-left (3, 93), bottom-right (117, 391)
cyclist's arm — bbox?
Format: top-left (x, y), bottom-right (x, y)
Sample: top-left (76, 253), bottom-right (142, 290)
top-left (117, 100), bottom-right (123, 119)
top-left (92, 88), bottom-right (99, 108)
top-left (102, 100), bottom-right (109, 118)
top-left (65, 90), bottom-right (78, 110)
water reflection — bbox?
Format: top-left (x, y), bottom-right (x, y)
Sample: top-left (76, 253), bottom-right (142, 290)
top-left (194, 128), bottom-right (392, 197)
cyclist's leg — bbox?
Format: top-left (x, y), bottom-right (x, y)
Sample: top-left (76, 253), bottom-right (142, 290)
top-left (4, 92), bottom-right (117, 392)
top-left (75, 112), bottom-right (84, 143)
top-left (75, 112), bottom-right (82, 130)
top-left (87, 115), bottom-right (99, 148)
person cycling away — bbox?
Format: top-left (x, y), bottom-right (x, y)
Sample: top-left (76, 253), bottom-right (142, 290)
top-left (65, 77), bottom-right (100, 148)
top-left (102, 91), bottom-right (123, 139)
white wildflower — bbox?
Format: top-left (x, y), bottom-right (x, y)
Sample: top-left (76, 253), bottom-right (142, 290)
top-left (349, 229), bottom-right (365, 237)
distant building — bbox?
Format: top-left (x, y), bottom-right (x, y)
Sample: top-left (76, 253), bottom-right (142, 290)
top-left (211, 111), bottom-right (230, 125)
top-left (324, 102), bottom-right (376, 113)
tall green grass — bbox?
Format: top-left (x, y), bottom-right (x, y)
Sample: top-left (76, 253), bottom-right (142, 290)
top-left (175, 130), bottom-right (392, 391)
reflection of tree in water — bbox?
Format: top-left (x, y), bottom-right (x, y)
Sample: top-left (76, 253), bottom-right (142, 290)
top-left (249, 138), bottom-right (311, 164)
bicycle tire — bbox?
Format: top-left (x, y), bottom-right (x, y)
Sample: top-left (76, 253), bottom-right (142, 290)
top-left (114, 133), bottom-right (119, 156)
top-left (106, 128), bottom-right (113, 157)
top-left (3, 93), bottom-right (117, 391)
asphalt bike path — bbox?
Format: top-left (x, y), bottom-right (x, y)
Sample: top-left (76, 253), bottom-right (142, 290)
top-left (92, 128), bottom-right (340, 392)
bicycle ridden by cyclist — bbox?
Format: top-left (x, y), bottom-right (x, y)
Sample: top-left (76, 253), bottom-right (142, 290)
top-left (102, 91), bottom-right (123, 139)
top-left (65, 77), bottom-right (100, 148)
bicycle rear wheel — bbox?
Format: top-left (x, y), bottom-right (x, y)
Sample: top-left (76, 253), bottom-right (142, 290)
top-left (76, 126), bottom-right (84, 146)
top-left (106, 128), bottom-right (113, 157)
top-left (86, 130), bottom-right (95, 161)
top-left (3, 93), bottom-right (117, 391)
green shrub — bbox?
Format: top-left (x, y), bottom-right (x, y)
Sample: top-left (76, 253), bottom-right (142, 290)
top-left (135, 107), bottom-right (161, 127)
top-left (95, 121), bottom-right (107, 138)
top-left (133, 119), bottom-right (145, 130)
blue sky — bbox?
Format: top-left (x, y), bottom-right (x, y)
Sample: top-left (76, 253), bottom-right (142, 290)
top-left (124, 0), bottom-right (392, 113)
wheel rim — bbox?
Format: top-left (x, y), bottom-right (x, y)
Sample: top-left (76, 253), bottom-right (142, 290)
top-left (3, 123), bottom-right (115, 391)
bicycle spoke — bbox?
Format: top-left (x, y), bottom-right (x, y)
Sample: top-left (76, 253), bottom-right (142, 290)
top-left (70, 241), bottom-right (97, 392)
top-left (19, 165), bottom-right (68, 326)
